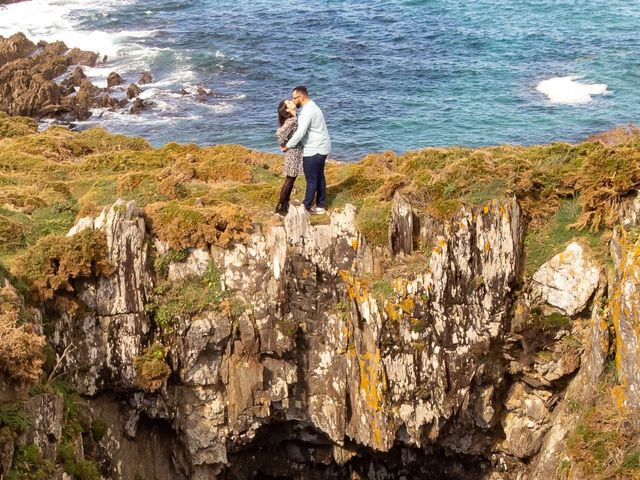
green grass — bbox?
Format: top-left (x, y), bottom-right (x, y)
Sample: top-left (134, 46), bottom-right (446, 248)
top-left (524, 197), bottom-right (606, 275)
top-left (145, 264), bottom-right (225, 330)
top-left (371, 279), bottom-right (394, 305)
top-left (6, 444), bottom-right (54, 480)
top-left (0, 402), bottom-right (31, 433)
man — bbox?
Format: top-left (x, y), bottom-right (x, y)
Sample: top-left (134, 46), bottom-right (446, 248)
top-left (281, 86), bottom-right (331, 214)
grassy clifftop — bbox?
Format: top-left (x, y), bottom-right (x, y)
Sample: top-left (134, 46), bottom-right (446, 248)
top-left (1, 112), bottom-right (638, 273)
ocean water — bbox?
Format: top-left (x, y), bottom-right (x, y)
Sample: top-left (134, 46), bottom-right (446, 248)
top-left (1, 0), bottom-right (639, 160)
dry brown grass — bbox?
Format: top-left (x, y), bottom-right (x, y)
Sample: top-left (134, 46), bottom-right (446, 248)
top-left (0, 285), bottom-right (45, 382)
top-left (565, 368), bottom-right (640, 479)
top-left (144, 201), bottom-right (252, 249)
top-left (0, 113), bottom-right (638, 259)
top-left (14, 229), bottom-right (114, 301)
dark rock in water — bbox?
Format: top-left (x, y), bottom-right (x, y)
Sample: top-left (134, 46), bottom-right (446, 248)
top-left (107, 71), bottom-right (124, 87)
top-left (67, 47), bottom-right (98, 67)
top-left (139, 71), bottom-right (153, 84)
top-left (179, 88), bottom-right (189, 95)
top-left (127, 83), bottom-right (142, 99)
top-left (98, 94), bottom-right (127, 110)
top-left (130, 98), bottom-right (148, 114)
top-left (196, 86), bottom-right (213, 96)
top-left (61, 66), bottom-right (86, 89)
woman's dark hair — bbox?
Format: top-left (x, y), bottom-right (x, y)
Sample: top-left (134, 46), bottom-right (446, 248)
top-left (278, 100), bottom-right (293, 126)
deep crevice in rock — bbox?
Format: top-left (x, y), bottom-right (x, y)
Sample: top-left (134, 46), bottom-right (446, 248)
top-left (218, 420), bottom-right (491, 480)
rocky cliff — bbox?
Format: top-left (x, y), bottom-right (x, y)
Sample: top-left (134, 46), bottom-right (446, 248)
top-left (1, 117), bottom-right (640, 479)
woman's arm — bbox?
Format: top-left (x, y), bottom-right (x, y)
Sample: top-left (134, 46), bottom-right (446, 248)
top-left (276, 119), bottom-right (295, 146)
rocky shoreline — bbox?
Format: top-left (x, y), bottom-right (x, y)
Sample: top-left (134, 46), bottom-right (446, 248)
top-left (0, 32), bottom-right (152, 124)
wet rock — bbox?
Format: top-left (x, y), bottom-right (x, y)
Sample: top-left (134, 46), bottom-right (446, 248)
top-left (61, 66), bottom-right (86, 89)
top-left (127, 82), bottom-right (142, 99)
top-left (530, 242), bottom-right (600, 316)
top-left (196, 86), bottom-right (213, 96)
top-left (107, 71), bottom-right (124, 87)
top-left (139, 71), bottom-right (153, 84)
top-left (130, 97), bottom-right (149, 114)
top-left (67, 47), bottom-right (98, 67)
top-left (0, 33), bottom-right (122, 121)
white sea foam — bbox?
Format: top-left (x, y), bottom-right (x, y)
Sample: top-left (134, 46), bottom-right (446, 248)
top-left (0, 0), bottom-right (156, 59)
top-left (536, 76), bottom-right (608, 104)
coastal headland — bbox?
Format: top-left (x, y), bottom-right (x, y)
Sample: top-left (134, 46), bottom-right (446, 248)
top-left (1, 31), bottom-right (640, 480)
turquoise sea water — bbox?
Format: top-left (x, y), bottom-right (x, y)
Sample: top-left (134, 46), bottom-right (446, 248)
top-left (1, 0), bottom-right (640, 160)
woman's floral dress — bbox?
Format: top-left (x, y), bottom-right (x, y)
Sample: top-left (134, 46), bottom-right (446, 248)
top-left (276, 117), bottom-right (304, 177)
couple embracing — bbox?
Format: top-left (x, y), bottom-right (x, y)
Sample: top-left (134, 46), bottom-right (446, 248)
top-left (275, 86), bottom-right (331, 216)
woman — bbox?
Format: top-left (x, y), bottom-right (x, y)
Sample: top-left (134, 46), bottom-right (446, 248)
top-left (275, 99), bottom-right (303, 216)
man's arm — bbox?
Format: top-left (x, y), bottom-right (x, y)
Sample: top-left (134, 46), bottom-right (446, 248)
top-left (285, 108), bottom-right (312, 149)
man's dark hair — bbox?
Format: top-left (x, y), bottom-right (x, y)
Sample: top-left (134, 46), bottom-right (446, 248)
top-left (292, 85), bottom-right (308, 96)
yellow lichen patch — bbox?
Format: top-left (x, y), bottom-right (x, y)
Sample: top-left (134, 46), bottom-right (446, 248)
top-left (598, 318), bottom-right (610, 354)
top-left (483, 205), bottom-right (490, 214)
top-left (384, 302), bottom-right (398, 321)
top-left (358, 349), bottom-right (385, 412)
top-left (611, 385), bottom-right (629, 412)
top-left (351, 239), bottom-right (359, 250)
top-left (483, 240), bottom-right (491, 253)
top-left (400, 296), bottom-right (415, 315)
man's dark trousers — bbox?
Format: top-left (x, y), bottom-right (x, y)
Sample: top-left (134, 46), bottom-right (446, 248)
top-left (302, 153), bottom-right (327, 210)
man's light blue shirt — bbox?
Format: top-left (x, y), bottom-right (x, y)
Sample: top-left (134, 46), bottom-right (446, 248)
top-left (286, 99), bottom-right (331, 156)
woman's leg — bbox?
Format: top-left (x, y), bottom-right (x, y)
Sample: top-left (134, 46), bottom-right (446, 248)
top-left (276, 176), bottom-right (296, 214)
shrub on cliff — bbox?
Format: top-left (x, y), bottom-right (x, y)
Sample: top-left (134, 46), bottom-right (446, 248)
top-left (15, 230), bottom-right (114, 301)
top-left (145, 201), bottom-right (251, 249)
top-left (133, 342), bottom-right (171, 392)
top-left (145, 264), bottom-right (225, 330)
top-left (0, 284), bottom-right (45, 382)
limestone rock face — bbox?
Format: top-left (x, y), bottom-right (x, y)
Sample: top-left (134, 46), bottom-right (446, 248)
top-left (41, 195), bottom-right (616, 479)
top-left (389, 190), bottom-right (415, 255)
top-left (21, 394), bottom-right (63, 460)
top-left (67, 198), bottom-right (520, 475)
top-left (610, 224), bottom-right (640, 413)
top-left (501, 382), bottom-right (552, 459)
top-left (531, 242), bottom-right (601, 316)
top-left (527, 282), bottom-right (609, 479)
top-left (53, 200), bottom-right (152, 395)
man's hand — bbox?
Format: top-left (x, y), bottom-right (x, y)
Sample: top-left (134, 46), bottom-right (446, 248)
top-left (280, 145), bottom-right (288, 152)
